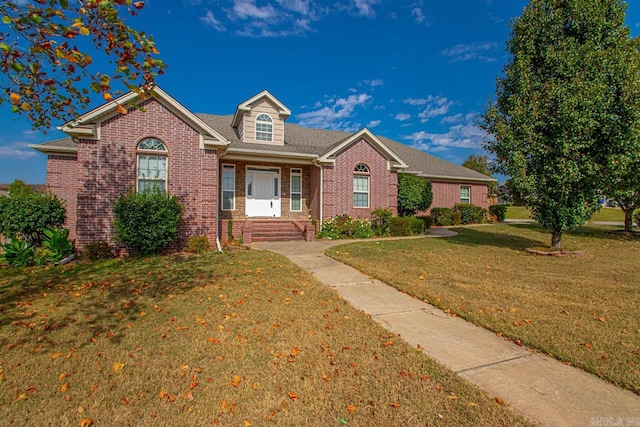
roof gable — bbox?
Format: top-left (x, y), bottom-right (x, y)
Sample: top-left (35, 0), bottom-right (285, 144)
top-left (231, 90), bottom-right (291, 128)
top-left (60, 86), bottom-right (229, 148)
top-left (318, 128), bottom-right (408, 170)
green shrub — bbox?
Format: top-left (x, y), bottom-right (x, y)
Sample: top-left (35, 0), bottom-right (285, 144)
top-left (398, 174), bottom-right (433, 216)
top-left (113, 190), bottom-right (184, 255)
top-left (451, 211), bottom-right (462, 225)
top-left (417, 215), bottom-right (434, 229)
top-left (83, 241), bottom-right (113, 261)
top-left (1, 237), bottom-right (34, 267)
top-left (34, 246), bottom-right (54, 267)
top-left (453, 203), bottom-right (486, 224)
top-left (0, 180), bottom-right (65, 246)
top-left (371, 208), bottom-right (392, 236)
top-left (318, 214), bottom-right (374, 239)
top-left (430, 207), bottom-right (453, 226)
top-left (42, 228), bottom-right (74, 263)
top-left (410, 217), bottom-right (425, 235)
top-left (188, 236), bottom-right (211, 253)
top-left (389, 217), bottom-right (413, 236)
top-left (489, 204), bottom-right (509, 222)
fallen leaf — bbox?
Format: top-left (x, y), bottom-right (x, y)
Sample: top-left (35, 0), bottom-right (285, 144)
top-left (290, 347), bottom-right (300, 356)
top-left (346, 405), bottom-right (356, 412)
top-left (231, 375), bottom-right (241, 387)
top-left (113, 362), bottom-right (125, 373)
top-left (244, 420), bottom-right (252, 427)
top-left (13, 393), bottom-right (27, 403)
top-left (494, 397), bottom-right (509, 406)
top-left (51, 352), bottom-right (63, 359)
top-left (389, 402), bottom-right (400, 408)
top-left (417, 344), bottom-right (424, 350)
top-left (184, 391), bottom-right (194, 401)
top-left (287, 392), bottom-right (298, 401)
top-left (60, 383), bottom-right (69, 393)
top-left (78, 419), bottom-right (93, 427)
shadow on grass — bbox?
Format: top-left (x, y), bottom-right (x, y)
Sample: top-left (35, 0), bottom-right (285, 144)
top-left (0, 252), bottom-right (227, 350)
top-left (446, 224), bottom-right (548, 251)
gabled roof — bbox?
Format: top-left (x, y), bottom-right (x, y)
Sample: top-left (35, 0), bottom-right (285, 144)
top-left (29, 137), bottom-right (77, 156)
top-left (59, 86), bottom-right (229, 148)
top-left (231, 90), bottom-right (291, 128)
top-left (317, 128), bottom-right (407, 169)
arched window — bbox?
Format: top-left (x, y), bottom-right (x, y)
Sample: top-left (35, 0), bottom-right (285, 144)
top-left (255, 113), bottom-right (273, 142)
top-left (353, 163), bottom-right (370, 208)
top-left (137, 138), bottom-right (168, 193)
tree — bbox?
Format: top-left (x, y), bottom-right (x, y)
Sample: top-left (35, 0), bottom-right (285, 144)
top-left (461, 154), bottom-right (498, 198)
top-left (397, 173), bottom-right (433, 217)
top-left (481, 0), bottom-right (640, 247)
top-left (0, 0), bottom-right (165, 129)
top-left (608, 160), bottom-right (640, 232)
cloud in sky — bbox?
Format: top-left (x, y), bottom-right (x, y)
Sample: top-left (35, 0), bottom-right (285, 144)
top-left (366, 119), bottom-right (382, 128)
top-left (403, 97), bottom-right (428, 106)
top-left (403, 114), bottom-right (486, 152)
top-left (296, 93), bottom-right (371, 131)
top-left (200, 10), bottom-right (227, 31)
top-left (395, 113), bottom-right (411, 121)
top-left (417, 95), bottom-right (455, 122)
top-left (411, 7), bottom-right (425, 23)
top-left (0, 142), bottom-right (38, 160)
top-left (441, 42), bottom-right (498, 63)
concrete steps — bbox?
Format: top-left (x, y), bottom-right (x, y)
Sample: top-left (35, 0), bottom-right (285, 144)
top-left (250, 221), bottom-right (305, 242)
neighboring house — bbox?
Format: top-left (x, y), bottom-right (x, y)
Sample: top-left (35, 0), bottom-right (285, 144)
top-left (31, 87), bottom-right (495, 250)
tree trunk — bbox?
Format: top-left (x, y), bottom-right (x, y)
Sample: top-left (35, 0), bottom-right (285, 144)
top-left (551, 231), bottom-right (562, 248)
top-left (623, 207), bottom-right (635, 232)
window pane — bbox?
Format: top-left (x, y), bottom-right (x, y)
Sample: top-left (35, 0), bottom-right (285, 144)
top-left (354, 176), bottom-right (369, 192)
top-left (222, 190), bottom-right (234, 210)
top-left (274, 178), bottom-right (279, 197)
top-left (354, 193), bottom-right (368, 207)
top-left (291, 194), bottom-right (301, 211)
top-left (291, 175), bottom-right (301, 193)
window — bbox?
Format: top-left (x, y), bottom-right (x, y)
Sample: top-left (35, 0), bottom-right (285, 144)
top-left (460, 186), bottom-right (471, 204)
top-left (255, 113), bottom-right (273, 142)
top-left (353, 163), bottom-right (370, 208)
top-left (137, 138), bottom-right (167, 193)
top-left (290, 168), bottom-right (302, 211)
top-left (222, 164), bottom-right (235, 210)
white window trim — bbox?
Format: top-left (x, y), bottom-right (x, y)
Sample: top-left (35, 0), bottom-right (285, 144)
top-left (255, 113), bottom-right (273, 142)
top-left (290, 168), bottom-right (302, 212)
top-left (353, 163), bottom-right (370, 209)
top-left (136, 138), bottom-right (168, 193)
top-left (460, 185), bottom-right (471, 204)
top-left (222, 164), bottom-right (236, 211)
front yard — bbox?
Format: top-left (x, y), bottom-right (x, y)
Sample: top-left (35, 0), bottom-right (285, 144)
top-left (0, 249), bottom-right (529, 425)
top-left (327, 224), bottom-right (640, 394)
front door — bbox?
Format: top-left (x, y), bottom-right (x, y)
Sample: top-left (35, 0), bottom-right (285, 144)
top-left (246, 167), bottom-right (281, 217)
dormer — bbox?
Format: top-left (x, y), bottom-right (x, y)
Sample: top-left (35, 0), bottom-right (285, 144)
top-left (231, 90), bottom-right (291, 146)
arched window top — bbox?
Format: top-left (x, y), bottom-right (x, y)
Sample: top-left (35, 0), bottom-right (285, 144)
top-left (138, 138), bottom-right (167, 151)
top-left (354, 163), bottom-right (369, 174)
top-left (256, 113), bottom-right (273, 123)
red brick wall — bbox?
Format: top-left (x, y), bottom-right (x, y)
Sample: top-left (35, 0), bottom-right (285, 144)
top-left (46, 155), bottom-right (78, 241)
top-left (74, 98), bottom-right (218, 251)
top-left (430, 181), bottom-right (490, 210)
top-left (322, 138), bottom-right (398, 219)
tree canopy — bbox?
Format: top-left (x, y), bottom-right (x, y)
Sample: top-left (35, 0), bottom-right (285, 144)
top-left (0, 0), bottom-right (165, 129)
top-left (481, 0), bottom-right (640, 247)
top-left (397, 173), bottom-right (433, 217)
top-left (461, 154), bottom-right (498, 199)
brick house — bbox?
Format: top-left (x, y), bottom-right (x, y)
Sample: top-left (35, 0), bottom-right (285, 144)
top-left (31, 87), bottom-right (495, 250)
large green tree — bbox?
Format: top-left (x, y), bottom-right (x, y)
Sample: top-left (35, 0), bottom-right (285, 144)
top-left (397, 173), bottom-right (433, 217)
top-left (0, 0), bottom-right (165, 129)
top-left (481, 0), bottom-right (640, 247)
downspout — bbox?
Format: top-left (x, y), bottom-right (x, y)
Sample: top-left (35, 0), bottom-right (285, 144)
top-left (216, 150), bottom-right (223, 253)
top-left (313, 160), bottom-right (324, 222)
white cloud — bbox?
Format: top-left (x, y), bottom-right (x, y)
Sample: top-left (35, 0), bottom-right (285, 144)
top-left (417, 95), bottom-right (455, 122)
top-left (296, 93), bottom-right (371, 131)
top-left (366, 119), bottom-right (381, 128)
top-left (0, 142), bottom-right (38, 160)
top-left (200, 10), bottom-right (226, 31)
top-left (411, 7), bottom-right (425, 23)
top-left (403, 114), bottom-right (486, 152)
top-left (395, 113), bottom-right (411, 121)
top-left (441, 42), bottom-right (498, 63)
top-left (403, 98), bottom-right (428, 106)
top-left (365, 79), bottom-right (384, 87)
top-left (231, 0), bottom-right (279, 20)
top-left (350, 0), bottom-right (379, 18)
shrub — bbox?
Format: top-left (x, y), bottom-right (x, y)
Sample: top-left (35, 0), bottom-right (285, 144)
top-left (83, 241), bottom-right (113, 261)
top-left (453, 203), bottom-right (486, 225)
top-left (34, 246), bottom-right (54, 267)
top-left (42, 228), bottom-right (74, 263)
top-left (451, 211), bottom-right (462, 225)
top-left (398, 174), bottom-right (433, 216)
top-left (188, 236), bottom-right (211, 253)
top-left (410, 217), bottom-right (425, 235)
top-left (113, 190), bottom-right (184, 255)
top-left (489, 204), bottom-right (509, 222)
top-left (371, 208), bottom-right (392, 236)
top-left (318, 214), bottom-right (374, 239)
top-left (388, 217), bottom-right (413, 236)
top-left (430, 207), bottom-right (453, 226)
top-left (0, 180), bottom-right (65, 246)
top-left (417, 215), bottom-right (434, 229)
top-left (1, 237), bottom-right (34, 267)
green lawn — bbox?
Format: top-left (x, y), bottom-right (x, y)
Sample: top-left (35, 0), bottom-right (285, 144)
top-left (327, 224), bottom-right (640, 394)
top-left (0, 250), bottom-right (530, 426)
top-left (506, 205), bottom-right (631, 223)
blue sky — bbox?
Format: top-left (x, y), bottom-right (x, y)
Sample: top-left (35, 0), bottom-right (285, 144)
top-left (1, 0), bottom-right (640, 183)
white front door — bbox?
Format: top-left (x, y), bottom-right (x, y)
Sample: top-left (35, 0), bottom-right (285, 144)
top-left (246, 167), bottom-right (281, 217)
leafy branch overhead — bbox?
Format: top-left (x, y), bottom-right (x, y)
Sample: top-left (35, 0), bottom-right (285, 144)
top-left (0, 0), bottom-right (165, 129)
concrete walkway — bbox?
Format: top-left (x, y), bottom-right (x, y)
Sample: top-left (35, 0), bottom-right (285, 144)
top-left (251, 231), bottom-right (640, 427)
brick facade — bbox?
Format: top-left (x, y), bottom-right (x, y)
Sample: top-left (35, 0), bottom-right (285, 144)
top-left (430, 181), bottom-right (490, 211)
top-left (72, 98), bottom-right (218, 251)
top-left (322, 138), bottom-right (398, 219)
top-left (46, 155), bottom-right (78, 241)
